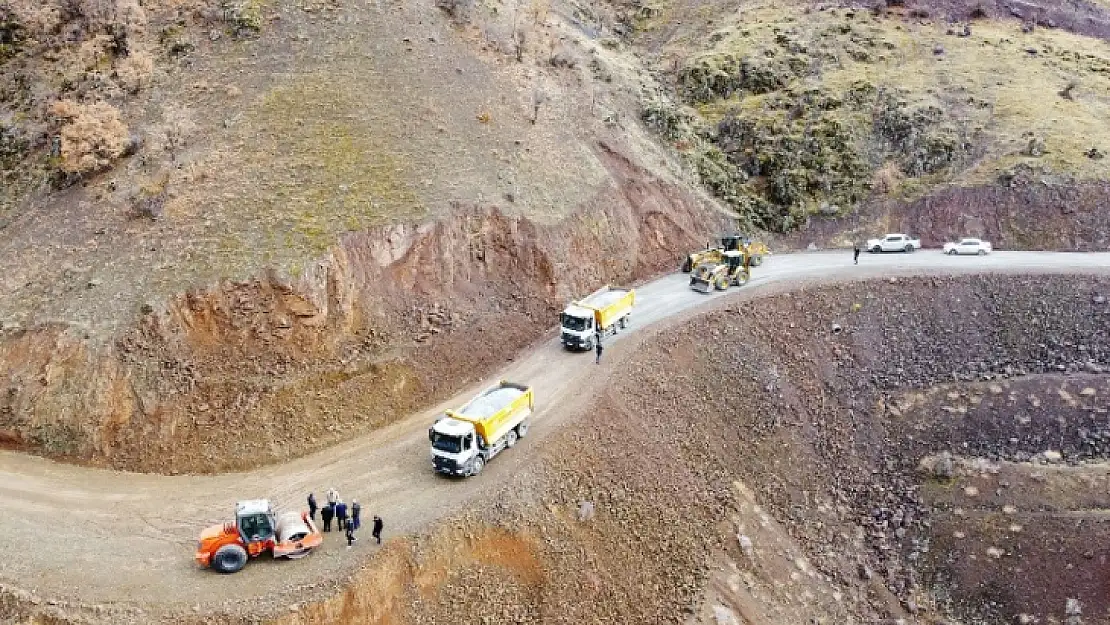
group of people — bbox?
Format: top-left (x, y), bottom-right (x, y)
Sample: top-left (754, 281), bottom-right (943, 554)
top-left (307, 488), bottom-right (383, 549)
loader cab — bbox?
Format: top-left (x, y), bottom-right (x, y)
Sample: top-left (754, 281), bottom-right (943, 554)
top-left (235, 499), bottom-right (276, 545)
top-left (720, 235), bottom-right (744, 252)
top-left (724, 250), bottom-right (746, 270)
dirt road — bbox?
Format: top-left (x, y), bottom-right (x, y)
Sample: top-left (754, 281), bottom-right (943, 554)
top-left (2, 250), bottom-right (1109, 616)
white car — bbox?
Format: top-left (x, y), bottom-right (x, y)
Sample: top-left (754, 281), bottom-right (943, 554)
top-left (866, 233), bottom-right (922, 253)
top-left (943, 238), bottom-right (992, 256)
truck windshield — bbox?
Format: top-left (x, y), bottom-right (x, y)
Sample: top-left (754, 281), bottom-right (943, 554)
top-left (431, 432), bottom-right (463, 454)
top-left (561, 314), bottom-right (591, 332)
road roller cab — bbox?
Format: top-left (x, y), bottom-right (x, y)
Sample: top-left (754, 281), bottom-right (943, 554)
top-left (195, 499), bottom-right (322, 574)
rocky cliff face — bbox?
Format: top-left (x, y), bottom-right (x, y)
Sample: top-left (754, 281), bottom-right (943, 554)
top-left (0, 144), bottom-right (724, 473)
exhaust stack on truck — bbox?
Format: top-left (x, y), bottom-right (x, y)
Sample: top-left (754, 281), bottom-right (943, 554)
top-left (429, 381), bottom-right (534, 477)
top-left (559, 286), bottom-right (635, 351)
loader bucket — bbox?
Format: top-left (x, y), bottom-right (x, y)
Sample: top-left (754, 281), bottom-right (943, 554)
top-left (690, 277), bottom-right (713, 293)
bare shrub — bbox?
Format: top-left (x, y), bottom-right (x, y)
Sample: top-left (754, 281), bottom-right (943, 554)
top-left (157, 104), bottom-right (197, 162)
top-left (527, 0), bottom-right (548, 26)
top-left (549, 44), bottom-right (577, 68)
top-left (1059, 80), bottom-right (1078, 101)
top-left (113, 49), bottom-right (153, 93)
top-left (436, 0), bottom-right (473, 23)
top-left (48, 99), bottom-right (130, 175)
top-left (132, 172), bottom-right (169, 220)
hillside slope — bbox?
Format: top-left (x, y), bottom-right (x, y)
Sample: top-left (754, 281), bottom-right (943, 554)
top-left (3, 0), bottom-right (1110, 472)
top-left (636, 0), bottom-right (1110, 244)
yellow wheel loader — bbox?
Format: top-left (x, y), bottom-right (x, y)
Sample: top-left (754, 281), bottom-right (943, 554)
top-left (682, 234), bottom-right (770, 271)
top-left (689, 250), bottom-right (751, 293)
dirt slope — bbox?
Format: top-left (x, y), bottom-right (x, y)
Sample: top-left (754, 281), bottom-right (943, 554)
top-left (0, 252), bottom-right (1109, 624)
top-left (7, 0), bottom-right (1110, 476)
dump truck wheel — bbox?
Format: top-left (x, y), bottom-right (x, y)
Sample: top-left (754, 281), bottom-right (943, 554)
top-left (517, 421), bottom-right (530, 439)
top-left (212, 544), bottom-right (248, 574)
top-left (750, 255), bottom-right (762, 266)
top-left (619, 316), bottom-right (628, 330)
top-left (681, 257), bottom-right (693, 272)
top-left (506, 429), bottom-right (519, 449)
top-left (735, 272), bottom-right (749, 287)
top-left (470, 456), bottom-right (485, 476)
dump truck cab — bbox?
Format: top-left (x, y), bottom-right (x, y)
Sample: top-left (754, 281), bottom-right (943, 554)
top-left (559, 303), bottom-right (598, 349)
top-left (429, 416), bottom-right (481, 476)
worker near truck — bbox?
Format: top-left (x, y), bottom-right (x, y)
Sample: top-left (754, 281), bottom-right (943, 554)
top-left (595, 336), bottom-right (603, 364)
top-left (307, 492), bottom-right (318, 521)
top-left (321, 502), bottom-right (335, 532)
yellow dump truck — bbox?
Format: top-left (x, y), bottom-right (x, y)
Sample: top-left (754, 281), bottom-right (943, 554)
top-left (429, 381), bottom-right (534, 477)
top-left (559, 286), bottom-right (635, 351)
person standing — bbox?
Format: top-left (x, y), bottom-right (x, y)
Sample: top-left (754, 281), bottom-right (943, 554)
top-left (351, 499), bottom-right (362, 531)
top-left (307, 492), bottom-right (318, 521)
top-left (345, 520), bottom-right (357, 548)
top-left (335, 500), bottom-right (349, 531)
top-left (321, 502), bottom-right (334, 532)
top-left (594, 337), bottom-right (603, 364)
top-left (325, 487), bottom-right (339, 507)
top-left (853, 243), bottom-right (861, 265)
top-left (372, 515), bottom-right (384, 545)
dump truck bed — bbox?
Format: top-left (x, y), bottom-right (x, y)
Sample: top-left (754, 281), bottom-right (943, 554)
top-left (575, 286), bottom-right (634, 330)
top-left (447, 381), bottom-right (534, 445)
top-left (579, 287), bottom-right (630, 309)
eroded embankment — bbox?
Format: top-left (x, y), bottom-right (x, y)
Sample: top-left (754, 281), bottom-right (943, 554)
top-left (0, 144), bottom-right (724, 474)
top-left (249, 274), bottom-right (1110, 625)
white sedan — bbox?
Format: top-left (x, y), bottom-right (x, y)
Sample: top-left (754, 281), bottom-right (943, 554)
top-left (943, 238), bottom-right (992, 256)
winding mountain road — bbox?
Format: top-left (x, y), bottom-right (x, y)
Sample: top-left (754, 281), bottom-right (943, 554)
top-left (2, 250), bottom-right (1109, 616)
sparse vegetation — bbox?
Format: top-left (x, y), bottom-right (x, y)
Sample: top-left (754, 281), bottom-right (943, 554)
top-left (48, 99), bottom-right (131, 177)
top-left (221, 0), bottom-right (264, 37)
top-left (642, 1), bottom-right (1110, 231)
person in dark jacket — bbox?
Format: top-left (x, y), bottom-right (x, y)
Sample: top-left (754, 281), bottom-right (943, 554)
top-left (853, 244), bottom-right (861, 265)
top-left (335, 500), bottom-right (349, 531)
top-left (351, 500), bottom-right (362, 531)
top-left (345, 520), bottom-right (357, 548)
top-left (372, 515), bottom-right (384, 545)
top-left (307, 492), bottom-right (318, 521)
top-left (320, 502), bottom-right (334, 532)
top-left (594, 337), bottom-right (603, 364)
